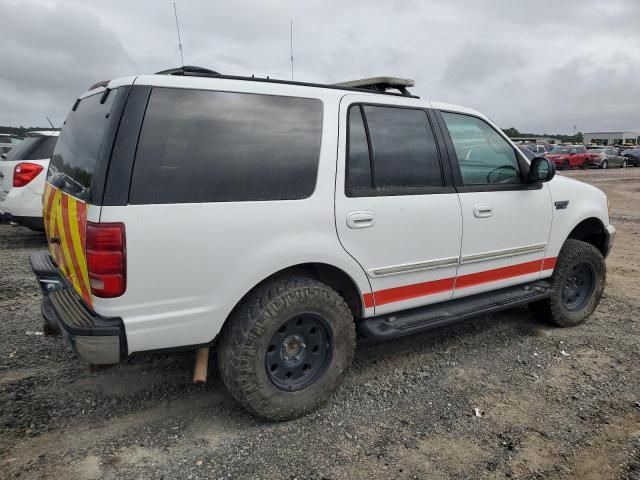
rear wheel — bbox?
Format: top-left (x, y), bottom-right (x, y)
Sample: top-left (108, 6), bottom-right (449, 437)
top-left (601, 160), bottom-right (608, 169)
top-left (621, 159), bottom-right (627, 168)
top-left (217, 276), bottom-right (356, 420)
top-left (581, 160), bottom-right (588, 169)
top-left (529, 239), bottom-right (605, 327)
top-left (562, 160), bottom-right (570, 170)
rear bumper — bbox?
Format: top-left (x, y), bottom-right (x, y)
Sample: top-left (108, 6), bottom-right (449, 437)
top-left (30, 251), bottom-right (126, 365)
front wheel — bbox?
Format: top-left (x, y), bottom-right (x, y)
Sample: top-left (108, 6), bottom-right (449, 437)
top-left (601, 160), bottom-right (608, 169)
top-left (562, 160), bottom-right (570, 170)
top-left (621, 159), bottom-right (627, 168)
top-left (530, 239), bottom-right (605, 327)
top-left (217, 276), bottom-right (356, 420)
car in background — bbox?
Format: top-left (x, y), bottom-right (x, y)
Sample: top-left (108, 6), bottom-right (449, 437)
top-left (0, 134), bottom-right (23, 155)
top-left (523, 143), bottom-right (550, 155)
top-left (587, 147), bottom-right (627, 169)
top-left (0, 131), bottom-right (59, 230)
top-left (545, 145), bottom-right (590, 170)
top-left (622, 148), bottom-right (640, 167)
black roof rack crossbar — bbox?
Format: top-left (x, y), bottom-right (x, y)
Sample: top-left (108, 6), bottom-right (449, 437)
top-left (152, 66), bottom-right (420, 98)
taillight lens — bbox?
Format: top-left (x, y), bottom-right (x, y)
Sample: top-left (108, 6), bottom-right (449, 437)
top-left (86, 222), bottom-right (126, 298)
top-left (13, 162), bottom-right (44, 187)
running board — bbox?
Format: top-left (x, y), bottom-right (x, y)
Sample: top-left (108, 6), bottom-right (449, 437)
top-left (359, 281), bottom-right (553, 341)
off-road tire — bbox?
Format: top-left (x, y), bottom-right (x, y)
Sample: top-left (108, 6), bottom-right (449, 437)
top-left (217, 276), bottom-right (356, 421)
top-left (530, 239), bottom-right (605, 327)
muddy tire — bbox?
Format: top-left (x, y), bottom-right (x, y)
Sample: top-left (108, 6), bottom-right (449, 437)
top-left (217, 276), bottom-right (356, 420)
top-left (530, 239), bottom-right (605, 327)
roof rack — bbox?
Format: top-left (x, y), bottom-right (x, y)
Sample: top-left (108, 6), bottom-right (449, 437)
top-left (152, 66), bottom-right (419, 98)
top-left (333, 77), bottom-right (415, 96)
top-left (155, 66), bottom-right (221, 76)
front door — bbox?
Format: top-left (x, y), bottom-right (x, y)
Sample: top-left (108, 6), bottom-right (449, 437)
top-left (335, 96), bottom-right (462, 315)
top-left (436, 110), bottom-right (554, 299)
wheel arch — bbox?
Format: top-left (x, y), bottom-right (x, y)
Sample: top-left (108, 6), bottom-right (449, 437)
top-left (218, 262), bottom-right (367, 342)
top-left (566, 217), bottom-right (608, 256)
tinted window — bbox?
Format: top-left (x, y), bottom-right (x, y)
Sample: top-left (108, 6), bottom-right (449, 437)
top-left (441, 112), bottom-right (521, 185)
top-left (347, 106), bottom-right (372, 190)
top-left (363, 105), bottom-right (442, 188)
top-left (130, 88), bottom-right (323, 204)
top-left (48, 90), bottom-right (119, 201)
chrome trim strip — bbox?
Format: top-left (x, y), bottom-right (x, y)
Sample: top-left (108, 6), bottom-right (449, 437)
top-left (368, 257), bottom-right (460, 278)
top-left (461, 243), bottom-right (547, 265)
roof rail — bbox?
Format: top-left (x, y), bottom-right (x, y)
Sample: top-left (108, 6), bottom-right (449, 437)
top-left (150, 66), bottom-right (420, 98)
top-left (333, 76), bottom-right (415, 96)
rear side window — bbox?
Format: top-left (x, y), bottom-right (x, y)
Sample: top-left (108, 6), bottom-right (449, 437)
top-left (129, 88), bottom-right (323, 204)
top-left (346, 104), bottom-right (443, 196)
top-left (2, 136), bottom-right (57, 161)
top-left (48, 90), bottom-right (119, 202)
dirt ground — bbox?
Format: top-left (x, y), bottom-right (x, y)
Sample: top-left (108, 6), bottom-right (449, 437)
top-left (1, 168), bottom-right (639, 480)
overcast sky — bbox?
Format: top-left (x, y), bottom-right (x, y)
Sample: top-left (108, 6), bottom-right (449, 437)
top-left (1, 0), bottom-right (639, 133)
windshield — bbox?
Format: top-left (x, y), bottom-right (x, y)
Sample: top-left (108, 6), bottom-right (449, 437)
top-left (2, 136), bottom-right (57, 161)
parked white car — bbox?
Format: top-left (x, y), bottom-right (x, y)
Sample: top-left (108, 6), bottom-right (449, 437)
top-left (0, 131), bottom-right (59, 230)
top-left (31, 68), bottom-right (614, 420)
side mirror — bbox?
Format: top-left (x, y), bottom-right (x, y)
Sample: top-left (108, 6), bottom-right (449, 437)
top-left (529, 157), bottom-right (556, 183)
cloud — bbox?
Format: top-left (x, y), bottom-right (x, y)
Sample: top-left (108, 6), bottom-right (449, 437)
top-left (1, 0), bottom-right (639, 133)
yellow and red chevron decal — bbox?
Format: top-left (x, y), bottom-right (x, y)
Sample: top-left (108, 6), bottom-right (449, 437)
top-left (43, 183), bottom-right (92, 306)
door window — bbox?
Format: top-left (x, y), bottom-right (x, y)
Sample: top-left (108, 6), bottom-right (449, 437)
top-left (346, 104), bottom-right (443, 195)
top-left (441, 112), bottom-right (521, 186)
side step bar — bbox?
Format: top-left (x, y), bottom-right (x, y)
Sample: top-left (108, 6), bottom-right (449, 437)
top-left (359, 281), bottom-right (553, 341)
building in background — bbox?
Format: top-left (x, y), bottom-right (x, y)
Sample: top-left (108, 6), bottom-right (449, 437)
top-left (583, 131), bottom-right (640, 146)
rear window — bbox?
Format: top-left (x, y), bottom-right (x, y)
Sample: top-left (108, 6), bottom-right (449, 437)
top-left (48, 90), bottom-right (119, 202)
top-left (2, 136), bottom-right (57, 161)
top-left (129, 88), bottom-right (323, 204)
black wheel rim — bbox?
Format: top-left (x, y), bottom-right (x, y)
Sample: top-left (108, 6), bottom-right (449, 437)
top-left (265, 313), bottom-right (333, 391)
top-left (562, 261), bottom-right (595, 311)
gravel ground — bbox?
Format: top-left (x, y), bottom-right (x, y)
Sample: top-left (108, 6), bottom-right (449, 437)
top-left (1, 168), bottom-right (639, 479)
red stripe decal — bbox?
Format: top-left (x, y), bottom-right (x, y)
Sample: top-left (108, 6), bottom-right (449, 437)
top-left (455, 259), bottom-right (544, 289)
top-left (363, 257), bottom-right (558, 308)
top-left (363, 293), bottom-right (375, 309)
top-left (368, 278), bottom-right (455, 307)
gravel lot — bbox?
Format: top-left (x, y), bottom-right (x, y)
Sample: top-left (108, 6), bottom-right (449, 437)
top-left (1, 168), bottom-right (639, 479)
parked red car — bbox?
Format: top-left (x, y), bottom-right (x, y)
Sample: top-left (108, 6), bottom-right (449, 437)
top-left (545, 146), bottom-right (590, 170)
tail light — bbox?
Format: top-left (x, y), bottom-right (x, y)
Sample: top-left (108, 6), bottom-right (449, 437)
top-left (86, 222), bottom-right (126, 298)
top-left (13, 162), bottom-right (44, 187)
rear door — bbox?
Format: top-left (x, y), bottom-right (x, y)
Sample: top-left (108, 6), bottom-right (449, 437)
top-left (335, 96), bottom-right (462, 315)
top-left (436, 110), bottom-right (553, 299)
top-left (44, 87), bottom-right (128, 307)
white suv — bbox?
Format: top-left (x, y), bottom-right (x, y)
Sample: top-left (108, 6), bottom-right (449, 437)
top-left (0, 131), bottom-right (59, 230)
top-left (30, 67), bottom-right (614, 420)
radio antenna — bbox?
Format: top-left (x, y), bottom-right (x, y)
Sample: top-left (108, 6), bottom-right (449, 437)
top-left (290, 20), bottom-right (294, 80)
top-left (173, 2), bottom-right (185, 66)
top-left (46, 117), bottom-right (55, 129)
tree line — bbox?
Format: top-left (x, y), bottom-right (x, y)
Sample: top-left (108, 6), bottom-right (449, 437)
top-left (502, 127), bottom-right (583, 144)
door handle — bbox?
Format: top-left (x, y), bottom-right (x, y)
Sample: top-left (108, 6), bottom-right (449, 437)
top-left (347, 211), bottom-right (375, 229)
top-left (473, 203), bottom-right (493, 218)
